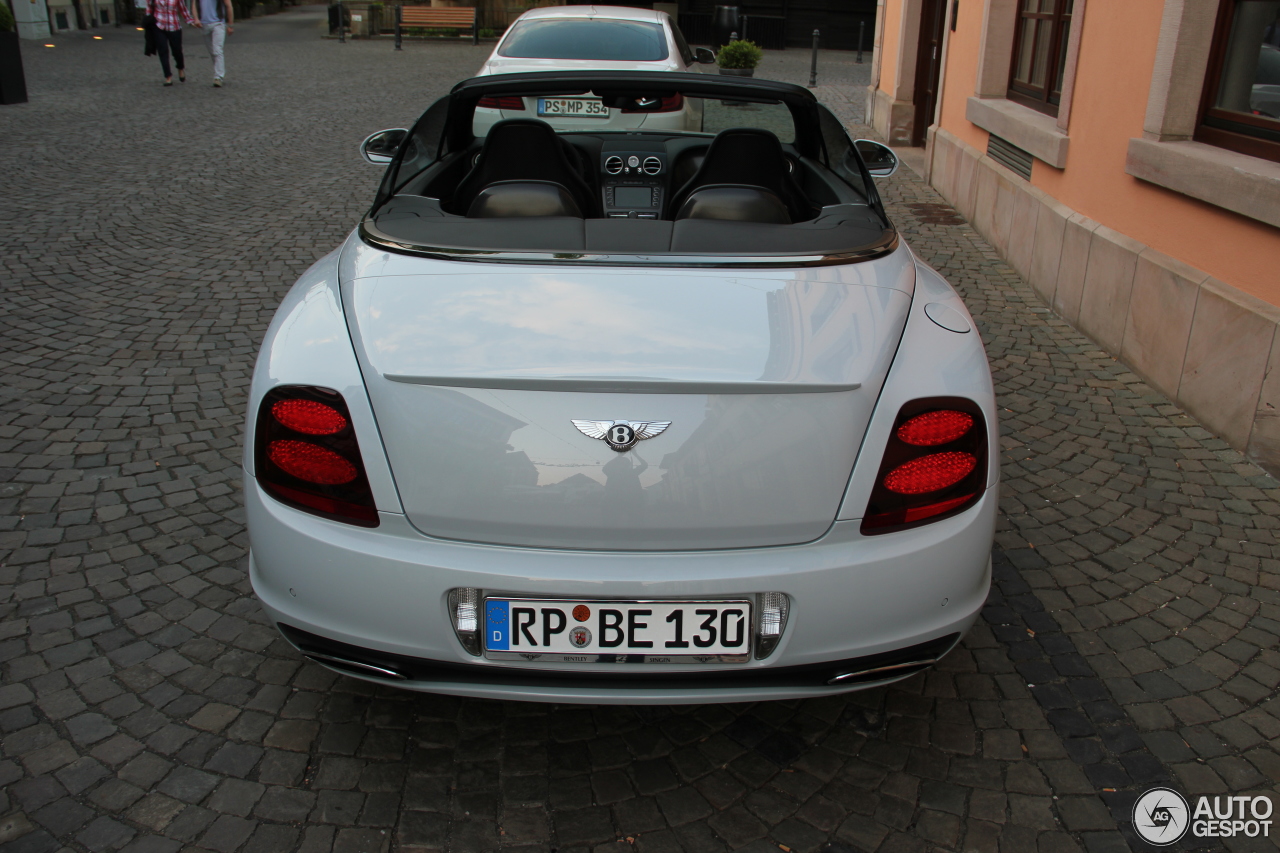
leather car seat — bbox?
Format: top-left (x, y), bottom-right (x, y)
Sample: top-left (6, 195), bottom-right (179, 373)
top-left (667, 128), bottom-right (815, 223)
top-left (467, 181), bottom-right (584, 218)
top-left (452, 119), bottom-right (596, 217)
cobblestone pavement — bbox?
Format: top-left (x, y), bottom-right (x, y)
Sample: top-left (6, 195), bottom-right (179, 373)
top-left (2, 9), bottom-right (1278, 853)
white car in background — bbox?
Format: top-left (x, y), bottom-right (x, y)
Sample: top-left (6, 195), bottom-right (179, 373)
top-left (472, 6), bottom-right (715, 135)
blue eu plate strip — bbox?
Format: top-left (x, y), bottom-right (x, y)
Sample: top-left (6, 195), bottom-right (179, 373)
top-left (485, 600), bottom-right (510, 651)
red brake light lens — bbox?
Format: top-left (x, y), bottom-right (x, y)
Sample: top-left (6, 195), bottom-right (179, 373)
top-left (896, 410), bottom-right (973, 446)
top-left (883, 452), bottom-right (977, 494)
top-left (268, 440), bottom-right (358, 485)
top-left (272, 399), bottom-right (348, 435)
top-left (861, 397), bottom-right (988, 535)
top-left (255, 387), bottom-right (378, 527)
top-left (478, 95), bottom-right (526, 110)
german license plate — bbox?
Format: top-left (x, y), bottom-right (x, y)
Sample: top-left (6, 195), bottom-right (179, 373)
top-left (483, 599), bottom-right (752, 663)
top-left (537, 98), bottom-right (610, 118)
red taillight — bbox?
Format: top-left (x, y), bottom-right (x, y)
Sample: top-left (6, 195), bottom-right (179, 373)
top-left (896, 410), bottom-right (973, 446)
top-left (861, 398), bottom-right (987, 535)
top-left (883, 452), bottom-right (977, 494)
top-left (268, 441), bottom-right (358, 485)
top-left (272, 399), bottom-right (347, 435)
top-left (255, 387), bottom-right (378, 527)
top-left (622, 92), bottom-right (684, 113)
top-left (478, 96), bottom-right (526, 110)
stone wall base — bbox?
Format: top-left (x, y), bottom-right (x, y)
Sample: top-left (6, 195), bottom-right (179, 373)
top-left (867, 85), bottom-right (916, 147)
top-left (926, 125), bottom-right (1280, 475)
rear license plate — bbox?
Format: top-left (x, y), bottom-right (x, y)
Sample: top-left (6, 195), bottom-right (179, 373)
top-left (537, 98), bottom-right (610, 118)
top-left (483, 599), bottom-right (752, 663)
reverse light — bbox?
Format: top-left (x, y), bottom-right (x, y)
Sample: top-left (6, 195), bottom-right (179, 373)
top-left (255, 386), bottom-right (378, 527)
top-left (755, 592), bottom-right (789, 659)
top-left (478, 95), bottom-right (526, 110)
top-left (449, 588), bottom-right (481, 655)
top-left (862, 398), bottom-right (987, 535)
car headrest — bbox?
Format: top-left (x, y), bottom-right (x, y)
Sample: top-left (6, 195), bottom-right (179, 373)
top-left (674, 185), bottom-right (791, 224)
top-left (466, 180), bottom-right (584, 219)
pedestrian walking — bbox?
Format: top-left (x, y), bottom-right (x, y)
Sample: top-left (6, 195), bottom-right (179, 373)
top-left (148, 0), bottom-right (201, 86)
top-left (197, 0), bottom-right (234, 87)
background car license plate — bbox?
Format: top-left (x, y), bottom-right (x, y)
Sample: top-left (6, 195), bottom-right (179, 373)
top-left (537, 98), bottom-right (610, 117)
top-left (484, 599), bottom-right (752, 663)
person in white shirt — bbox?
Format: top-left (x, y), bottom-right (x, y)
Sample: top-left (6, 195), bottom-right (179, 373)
top-left (198, 0), bottom-right (234, 87)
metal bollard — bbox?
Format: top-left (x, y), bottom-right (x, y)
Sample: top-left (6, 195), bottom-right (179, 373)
top-left (394, 4), bottom-right (401, 50)
top-left (808, 28), bottom-right (818, 87)
top-left (338, 0), bottom-right (345, 42)
top-left (857, 20), bottom-right (865, 63)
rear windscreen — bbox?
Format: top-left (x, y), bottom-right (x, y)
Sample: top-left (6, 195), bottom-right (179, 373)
top-left (498, 19), bottom-right (669, 61)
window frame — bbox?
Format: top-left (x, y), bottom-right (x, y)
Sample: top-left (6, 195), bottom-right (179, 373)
top-left (1194, 0), bottom-right (1280, 164)
top-left (1006, 0), bottom-right (1074, 117)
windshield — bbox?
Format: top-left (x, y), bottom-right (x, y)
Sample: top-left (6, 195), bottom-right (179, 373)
top-left (498, 19), bottom-right (669, 61)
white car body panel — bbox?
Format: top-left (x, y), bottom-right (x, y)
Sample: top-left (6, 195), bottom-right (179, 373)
top-left (248, 484), bottom-right (994, 703)
top-left (341, 242), bottom-right (915, 550)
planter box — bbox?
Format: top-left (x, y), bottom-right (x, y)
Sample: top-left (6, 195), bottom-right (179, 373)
top-left (0, 32), bottom-right (29, 106)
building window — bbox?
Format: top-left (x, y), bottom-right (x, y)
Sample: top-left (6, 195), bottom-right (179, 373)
top-left (1197, 0), bottom-right (1280, 163)
top-left (1007, 0), bottom-right (1074, 116)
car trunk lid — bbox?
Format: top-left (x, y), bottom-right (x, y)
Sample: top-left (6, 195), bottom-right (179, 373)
top-left (345, 257), bottom-right (914, 550)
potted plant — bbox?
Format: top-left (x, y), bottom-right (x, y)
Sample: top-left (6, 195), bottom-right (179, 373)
top-left (716, 38), bottom-right (762, 77)
top-left (0, 2), bottom-right (28, 106)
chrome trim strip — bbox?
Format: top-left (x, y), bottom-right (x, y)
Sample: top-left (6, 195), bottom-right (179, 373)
top-left (826, 658), bottom-right (938, 685)
top-left (302, 652), bottom-right (408, 681)
top-left (383, 375), bottom-right (861, 394)
top-left (358, 219), bottom-right (899, 269)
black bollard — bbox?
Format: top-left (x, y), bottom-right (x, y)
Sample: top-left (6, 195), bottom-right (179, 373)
top-left (338, 0), bottom-right (345, 42)
top-left (394, 4), bottom-right (401, 50)
top-left (857, 20), bottom-right (865, 63)
top-left (808, 28), bottom-right (818, 87)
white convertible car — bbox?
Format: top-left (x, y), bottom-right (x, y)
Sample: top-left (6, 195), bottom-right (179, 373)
top-left (246, 71), bottom-right (997, 704)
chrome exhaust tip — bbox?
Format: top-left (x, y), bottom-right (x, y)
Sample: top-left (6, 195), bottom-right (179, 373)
top-left (827, 658), bottom-right (938, 686)
top-left (302, 651), bottom-right (408, 681)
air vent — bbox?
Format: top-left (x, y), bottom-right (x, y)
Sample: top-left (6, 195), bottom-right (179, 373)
top-left (642, 156), bottom-right (662, 175)
top-left (604, 156), bottom-right (623, 175)
top-left (987, 134), bottom-right (1033, 180)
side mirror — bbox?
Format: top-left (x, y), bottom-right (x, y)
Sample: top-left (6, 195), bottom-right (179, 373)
top-left (695, 47), bottom-right (716, 64)
top-left (361, 128), bottom-right (409, 165)
top-left (854, 139), bottom-right (899, 178)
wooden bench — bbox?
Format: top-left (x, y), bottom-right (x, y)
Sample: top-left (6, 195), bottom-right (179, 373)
top-left (395, 5), bottom-right (478, 46)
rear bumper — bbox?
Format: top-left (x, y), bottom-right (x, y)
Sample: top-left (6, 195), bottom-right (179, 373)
top-left (248, 475), bottom-right (995, 704)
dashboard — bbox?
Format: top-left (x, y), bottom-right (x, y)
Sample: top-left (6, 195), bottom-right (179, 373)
top-left (600, 141), bottom-right (668, 218)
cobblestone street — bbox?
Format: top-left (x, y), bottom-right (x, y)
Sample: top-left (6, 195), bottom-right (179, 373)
top-left (2, 8), bottom-right (1279, 853)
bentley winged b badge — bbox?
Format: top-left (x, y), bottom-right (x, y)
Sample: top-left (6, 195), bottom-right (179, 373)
top-left (572, 419), bottom-right (671, 452)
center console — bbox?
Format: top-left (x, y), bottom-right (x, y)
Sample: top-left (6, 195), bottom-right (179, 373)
top-left (601, 143), bottom-right (667, 219)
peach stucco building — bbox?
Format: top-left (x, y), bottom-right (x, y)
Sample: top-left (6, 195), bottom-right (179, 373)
top-left (866, 0), bottom-right (1280, 473)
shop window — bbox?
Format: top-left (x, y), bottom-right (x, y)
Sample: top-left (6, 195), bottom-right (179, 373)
top-left (1197, 0), bottom-right (1280, 163)
top-left (1007, 0), bottom-right (1074, 116)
